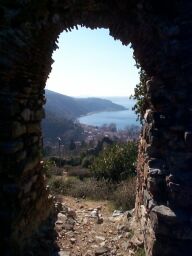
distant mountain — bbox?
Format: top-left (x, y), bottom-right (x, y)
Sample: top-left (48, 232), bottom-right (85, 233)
top-left (44, 90), bottom-right (127, 120)
top-left (42, 90), bottom-right (127, 142)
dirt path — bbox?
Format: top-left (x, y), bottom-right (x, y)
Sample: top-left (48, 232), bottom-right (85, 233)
top-left (54, 196), bottom-right (142, 256)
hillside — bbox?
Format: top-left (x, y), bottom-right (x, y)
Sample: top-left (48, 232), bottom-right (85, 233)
top-left (42, 111), bottom-right (83, 143)
top-left (42, 90), bottom-right (126, 142)
top-left (45, 90), bottom-right (127, 120)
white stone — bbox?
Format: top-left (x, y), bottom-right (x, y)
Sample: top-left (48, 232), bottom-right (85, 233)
top-left (57, 212), bottom-right (67, 222)
top-left (68, 208), bottom-right (77, 219)
top-left (112, 210), bottom-right (123, 217)
top-left (58, 251), bottom-right (71, 256)
top-left (90, 209), bottom-right (99, 218)
top-left (95, 236), bottom-right (106, 241)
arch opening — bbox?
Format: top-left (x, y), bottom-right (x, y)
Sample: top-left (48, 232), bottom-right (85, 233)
top-left (43, 26), bottom-right (140, 182)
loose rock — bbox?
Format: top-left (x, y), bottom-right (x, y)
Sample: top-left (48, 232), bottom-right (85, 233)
top-left (95, 247), bottom-right (109, 255)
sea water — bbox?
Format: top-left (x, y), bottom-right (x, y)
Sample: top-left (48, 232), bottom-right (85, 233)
top-left (78, 97), bottom-right (140, 130)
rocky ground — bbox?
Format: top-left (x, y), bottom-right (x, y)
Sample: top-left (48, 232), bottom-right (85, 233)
top-left (54, 196), bottom-right (144, 256)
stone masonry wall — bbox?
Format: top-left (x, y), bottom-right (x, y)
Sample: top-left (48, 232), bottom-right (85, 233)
top-left (133, 2), bottom-right (192, 255)
top-left (0, 0), bottom-right (192, 255)
top-left (0, 3), bottom-right (56, 253)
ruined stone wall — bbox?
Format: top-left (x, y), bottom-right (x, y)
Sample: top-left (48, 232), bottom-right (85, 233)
top-left (0, 2), bottom-right (56, 253)
top-left (133, 2), bottom-right (192, 255)
top-left (0, 0), bottom-right (192, 255)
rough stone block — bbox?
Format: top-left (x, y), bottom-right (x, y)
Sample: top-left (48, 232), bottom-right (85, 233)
top-left (21, 108), bottom-right (31, 121)
top-left (0, 140), bottom-right (24, 154)
top-left (184, 131), bottom-right (192, 151)
top-left (23, 157), bottom-right (40, 174)
top-left (152, 205), bottom-right (177, 223)
top-left (23, 175), bottom-right (38, 194)
top-left (153, 112), bottom-right (171, 127)
top-left (148, 168), bottom-right (166, 177)
top-left (147, 175), bottom-right (167, 202)
top-left (27, 123), bottom-right (41, 134)
top-left (167, 182), bottom-right (192, 209)
top-left (148, 158), bottom-right (166, 169)
top-left (33, 109), bottom-right (45, 120)
top-left (15, 150), bottom-right (27, 162)
top-left (3, 184), bottom-right (20, 195)
top-left (12, 122), bottom-right (26, 138)
top-left (143, 189), bottom-right (156, 210)
top-left (144, 109), bottom-right (153, 123)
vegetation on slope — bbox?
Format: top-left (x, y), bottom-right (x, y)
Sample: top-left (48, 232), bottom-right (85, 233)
top-left (45, 141), bottom-right (138, 210)
top-left (42, 110), bottom-right (83, 143)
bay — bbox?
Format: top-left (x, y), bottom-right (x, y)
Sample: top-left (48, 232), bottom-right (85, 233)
top-left (78, 97), bottom-right (140, 130)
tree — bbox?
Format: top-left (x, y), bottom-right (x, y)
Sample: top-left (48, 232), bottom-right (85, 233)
top-left (91, 142), bottom-right (138, 182)
top-left (131, 67), bottom-right (149, 123)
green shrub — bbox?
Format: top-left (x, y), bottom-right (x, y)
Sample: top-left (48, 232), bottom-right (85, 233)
top-left (91, 142), bottom-right (138, 182)
top-left (81, 155), bottom-right (94, 168)
top-left (48, 177), bottom-right (65, 194)
top-left (131, 67), bottom-right (149, 123)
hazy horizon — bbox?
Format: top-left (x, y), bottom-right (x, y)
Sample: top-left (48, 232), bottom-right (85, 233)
top-left (46, 88), bottom-right (132, 99)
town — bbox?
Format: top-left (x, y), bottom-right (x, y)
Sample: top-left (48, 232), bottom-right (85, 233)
top-left (43, 123), bottom-right (140, 158)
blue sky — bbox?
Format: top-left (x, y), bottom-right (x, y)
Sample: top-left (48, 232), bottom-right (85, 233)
top-left (46, 27), bottom-right (139, 97)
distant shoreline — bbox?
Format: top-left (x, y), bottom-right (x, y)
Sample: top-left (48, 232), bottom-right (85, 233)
top-left (78, 107), bottom-right (128, 118)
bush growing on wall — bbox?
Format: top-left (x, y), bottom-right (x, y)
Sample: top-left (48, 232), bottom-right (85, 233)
top-left (90, 141), bottom-right (138, 182)
top-left (130, 64), bottom-right (149, 123)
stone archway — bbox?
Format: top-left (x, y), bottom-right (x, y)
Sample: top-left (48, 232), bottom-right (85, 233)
top-left (0, 1), bottom-right (192, 255)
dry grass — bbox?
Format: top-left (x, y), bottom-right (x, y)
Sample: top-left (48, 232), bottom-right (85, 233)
top-left (67, 168), bottom-right (92, 180)
top-left (48, 175), bottom-right (136, 210)
top-left (48, 177), bottom-right (113, 201)
top-left (112, 177), bottom-right (136, 210)
top-left (68, 178), bottom-right (113, 200)
top-left (135, 247), bottom-right (146, 256)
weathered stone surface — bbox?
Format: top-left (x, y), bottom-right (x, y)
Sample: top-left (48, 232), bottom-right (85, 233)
top-left (27, 123), bottom-right (41, 134)
top-left (58, 251), bottom-right (71, 256)
top-left (21, 109), bottom-right (31, 121)
top-left (167, 183), bottom-right (192, 208)
top-left (0, 140), bottom-right (24, 153)
top-left (23, 175), bottom-right (38, 194)
top-left (95, 247), bottom-right (109, 255)
top-left (12, 122), bottom-right (26, 138)
top-left (23, 157), bottom-right (40, 173)
top-left (148, 168), bottom-right (166, 177)
top-left (148, 158), bottom-right (166, 170)
top-left (152, 205), bottom-right (177, 222)
top-left (184, 131), bottom-right (192, 151)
